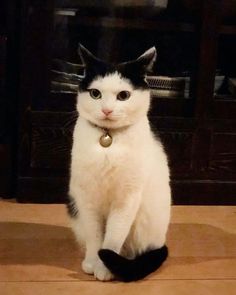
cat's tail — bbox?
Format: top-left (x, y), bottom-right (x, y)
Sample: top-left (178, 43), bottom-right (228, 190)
top-left (98, 245), bottom-right (168, 282)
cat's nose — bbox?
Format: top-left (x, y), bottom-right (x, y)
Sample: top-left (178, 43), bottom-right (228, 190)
top-left (102, 109), bottom-right (113, 116)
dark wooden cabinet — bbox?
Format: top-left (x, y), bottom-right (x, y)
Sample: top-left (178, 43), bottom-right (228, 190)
top-left (5, 0), bottom-right (236, 204)
top-left (0, 1), bottom-right (15, 197)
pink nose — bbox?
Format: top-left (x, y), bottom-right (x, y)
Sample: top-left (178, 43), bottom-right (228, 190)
top-left (102, 109), bottom-right (113, 116)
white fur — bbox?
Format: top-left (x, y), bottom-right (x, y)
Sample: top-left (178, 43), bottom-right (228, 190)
top-left (69, 72), bottom-right (171, 281)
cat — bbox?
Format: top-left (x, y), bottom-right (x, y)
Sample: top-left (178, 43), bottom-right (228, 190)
top-left (68, 44), bottom-right (171, 282)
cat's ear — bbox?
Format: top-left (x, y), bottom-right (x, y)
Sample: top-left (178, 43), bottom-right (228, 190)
top-left (78, 44), bottom-right (108, 78)
top-left (136, 47), bottom-right (157, 73)
top-left (78, 44), bottom-right (100, 67)
top-left (118, 47), bottom-right (157, 77)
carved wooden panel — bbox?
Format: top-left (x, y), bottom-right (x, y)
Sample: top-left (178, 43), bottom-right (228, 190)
top-left (209, 132), bottom-right (236, 179)
top-left (30, 111), bottom-right (77, 171)
top-left (31, 127), bottom-right (72, 169)
top-left (159, 131), bottom-right (193, 177)
top-left (150, 117), bottom-right (195, 179)
top-left (0, 144), bottom-right (11, 195)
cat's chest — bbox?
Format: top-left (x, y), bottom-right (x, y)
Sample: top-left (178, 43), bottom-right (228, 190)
top-left (76, 125), bottom-right (131, 166)
top-left (83, 143), bottom-right (126, 176)
top-left (72, 120), bottom-right (147, 185)
top-left (74, 130), bottom-right (135, 182)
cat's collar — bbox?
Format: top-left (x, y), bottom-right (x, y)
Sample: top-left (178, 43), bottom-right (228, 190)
top-left (88, 120), bottom-right (131, 148)
top-left (88, 121), bottom-right (113, 148)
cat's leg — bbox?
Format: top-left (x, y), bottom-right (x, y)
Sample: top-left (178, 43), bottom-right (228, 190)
top-left (69, 190), bottom-right (104, 275)
top-left (79, 207), bottom-right (115, 281)
top-left (126, 207), bottom-right (169, 257)
top-left (125, 182), bottom-right (171, 257)
top-left (79, 208), bottom-right (104, 275)
top-left (94, 192), bottom-right (141, 281)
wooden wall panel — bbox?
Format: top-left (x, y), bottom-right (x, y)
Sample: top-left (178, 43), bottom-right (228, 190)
top-left (30, 111), bottom-right (77, 171)
top-left (209, 132), bottom-right (236, 179)
top-left (159, 131), bottom-right (193, 177)
top-left (31, 127), bottom-right (73, 169)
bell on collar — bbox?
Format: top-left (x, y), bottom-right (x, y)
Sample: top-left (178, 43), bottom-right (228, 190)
top-left (99, 130), bottom-right (112, 147)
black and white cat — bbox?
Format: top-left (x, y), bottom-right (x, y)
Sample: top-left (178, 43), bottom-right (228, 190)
top-left (68, 45), bottom-right (171, 282)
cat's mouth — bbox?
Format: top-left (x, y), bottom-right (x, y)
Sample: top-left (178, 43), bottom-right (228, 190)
top-left (100, 115), bottom-right (117, 122)
top-left (102, 117), bottom-right (113, 121)
top-left (95, 115), bottom-right (125, 129)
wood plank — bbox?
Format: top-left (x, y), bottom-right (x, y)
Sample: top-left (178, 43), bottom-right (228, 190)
top-left (1, 256), bottom-right (235, 282)
top-left (1, 281), bottom-right (236, 295)
top-left (75, 16), bottom-right (195, 32)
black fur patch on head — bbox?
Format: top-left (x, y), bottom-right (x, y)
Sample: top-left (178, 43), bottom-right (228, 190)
top-left (79, 61), bottom-right (116, 91)
top-left (117, 61), bottom-right (149, 89)
top-left (78, 44), bottom-right (156, 91)
top-left (66, 195), bottom-right (79, 218)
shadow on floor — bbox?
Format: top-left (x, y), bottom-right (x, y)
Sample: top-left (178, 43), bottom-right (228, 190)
top-left (0, 222), bottom-right (82, 274)
top-left (0, 221), bottom-right (235, 273)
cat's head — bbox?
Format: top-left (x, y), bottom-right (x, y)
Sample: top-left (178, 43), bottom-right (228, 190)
top-left (77, 44), bottom-right (156, 129)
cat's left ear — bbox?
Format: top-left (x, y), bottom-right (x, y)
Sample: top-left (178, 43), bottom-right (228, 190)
top-left (136, 47), bottom-right (157, 73)
top-left (78, 44), bottom-right (108, 78)
top-left (78, 44), bottom-right (101, 67)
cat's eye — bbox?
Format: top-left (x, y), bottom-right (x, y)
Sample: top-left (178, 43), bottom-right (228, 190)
top-left (88, 88), bottom-right (102, 99)
top-left (117, 91), bottom-right (131, 101)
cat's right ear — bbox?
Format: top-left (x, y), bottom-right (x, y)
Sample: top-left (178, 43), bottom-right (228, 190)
top-left (78, 44), bottom-right (100, 67)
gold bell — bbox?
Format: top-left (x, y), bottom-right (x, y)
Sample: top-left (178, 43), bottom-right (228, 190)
top-left (99, 132), bottom-right (112, 147)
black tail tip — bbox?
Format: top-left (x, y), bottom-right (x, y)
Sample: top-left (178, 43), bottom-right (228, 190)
top-left (98, 245), bottom-right (169, 282)
top-left (98, 249), bottom-right (114, 261)
top-left (159, 245), bottom-right (168, 259)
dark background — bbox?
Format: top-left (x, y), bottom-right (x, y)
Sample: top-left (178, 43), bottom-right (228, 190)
top-left (1, 0), bottom-right (236, 204)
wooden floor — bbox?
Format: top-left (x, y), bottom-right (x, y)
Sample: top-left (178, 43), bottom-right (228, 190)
top-left (0, 199), bottom-right (235, 295)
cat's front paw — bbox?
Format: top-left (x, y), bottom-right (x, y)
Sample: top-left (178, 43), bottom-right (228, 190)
top-left (82, 258), bottom-right (97, 275)
top-left (94, 259), bottom-right (114, 281)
